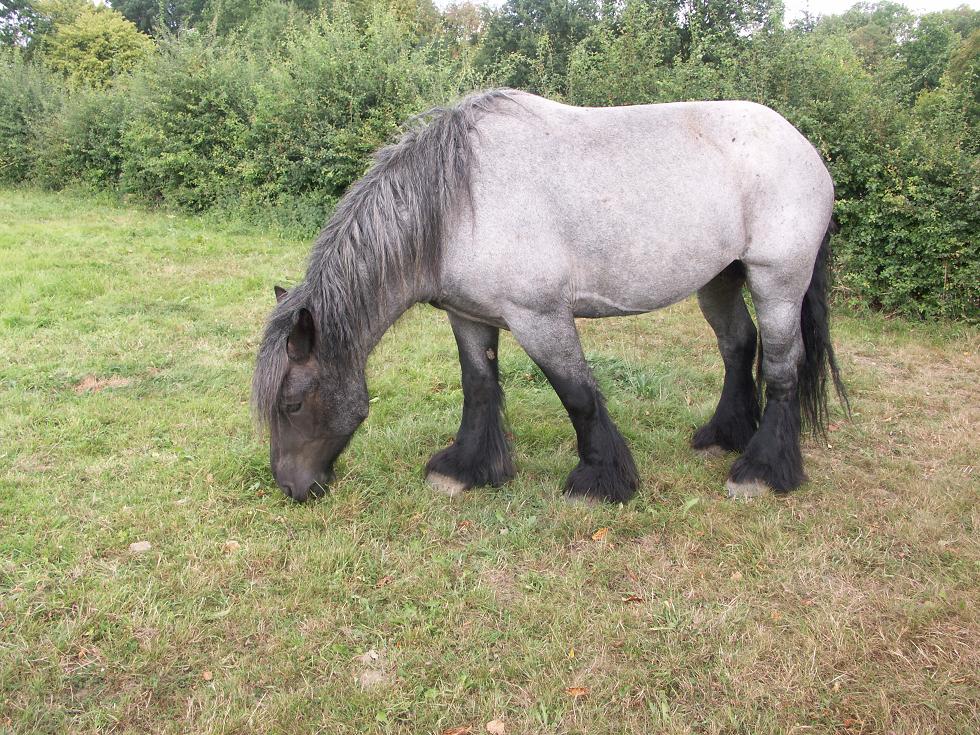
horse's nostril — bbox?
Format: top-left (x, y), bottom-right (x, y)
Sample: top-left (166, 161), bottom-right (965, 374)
top-left (308, 482), bottom-right (327, 500)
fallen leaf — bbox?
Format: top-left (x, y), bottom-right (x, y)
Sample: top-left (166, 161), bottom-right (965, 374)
top-left (375, 575), bottom-right (393, 588)
top-left (222, 540), bottom-right (241, 553)
top-left (565, 686), bottom-right (590, 698)
top-left (591, 527), bottom-right (609, 542)
top-left (568, 646), bottom-right (575, 659)
top-left (622, 594), bottom-right (644, 604)
top-left (440, 727), bottom-right (473, 735)
top-left (129, 541), bottom-right (152, 554)
top-left (457, 520), bottom-right (473, 532)
top-left (201, 670), bottom-right (213, 681)
top-left (730, 570), bottom-right (743, 581)
top-left (770, 610), bottom-right (782, 622)
top-left (486, 720), bottom-right (506, 734)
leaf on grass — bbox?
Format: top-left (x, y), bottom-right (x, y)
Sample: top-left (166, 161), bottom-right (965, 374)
top-left (129, 541), bottom-right (152, 554)
top-left (222, 540), bottom-right (240, 553)
top-left (730, 570), bottom-right (743, 581)
top-left (565, 686), bottom-right (590, 698)
top-left (622, 594), bottom-right (644, 604)
top-left (682, 496), bottom-right (700, 512)
top-left (201, 670), bottom-right (213, 681)
top-left (440, 727), bottom-right (473, 735)
top-left (375, 575), bottom-right (393, 588)
top-left (591, 527), bottom-right (609, 542)
top-left (486, 720), bottom-right (506, 734)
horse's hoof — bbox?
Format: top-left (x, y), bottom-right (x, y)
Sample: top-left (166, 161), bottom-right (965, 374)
top-left (426, 472), bottom-right (467, 498)
top-left (726, 478), bottom-right (771, 499)
top-left (695, 444), bottom-right (727, 458)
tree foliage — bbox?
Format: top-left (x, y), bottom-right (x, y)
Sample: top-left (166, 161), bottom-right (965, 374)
top-left (1, 0), bottom-right (41, 46)
top-left (38, 3), bottom-right (152, 86)
top-left (0, 0), bottom-right (977, 318)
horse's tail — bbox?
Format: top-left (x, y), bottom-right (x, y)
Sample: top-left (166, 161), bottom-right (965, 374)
top-left (797, 216), bottom-right (849, 436)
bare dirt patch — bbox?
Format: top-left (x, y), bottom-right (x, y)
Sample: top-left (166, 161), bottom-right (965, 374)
top-left (479, 566), bottom-right (520, 606)
top-left (74, 375), bottom-right (132, 393)
top-left (355, 648), bottom-right (394, 691)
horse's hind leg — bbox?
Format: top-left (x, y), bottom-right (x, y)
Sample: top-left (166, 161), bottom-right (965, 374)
top-left (426, 312), bottom-right (515, 496)
top-left (506, 310), bottom-right (638, 503)
top-left (726, 274), bottom-right (806, 498)
top-left (692, 262), bottom-right (760, 455)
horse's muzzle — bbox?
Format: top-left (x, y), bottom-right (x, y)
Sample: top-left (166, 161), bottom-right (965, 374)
top-left (278, 469), bottom-right (334, 503)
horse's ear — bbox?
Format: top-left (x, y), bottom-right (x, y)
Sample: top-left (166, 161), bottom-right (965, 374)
top-left (274, 285), bottom-right (288, 303)
top-left (286, 308), bottom-right (315, 362)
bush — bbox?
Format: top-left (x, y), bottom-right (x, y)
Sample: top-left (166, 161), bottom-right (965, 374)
top-left (34, 84), bottom-right (129, 189)
top-left (242, 7), bottom-right (470, 225)
top-left (119, 37), bottom-right (255, 210)
top-left (0, 50), bottom-right (62, 184)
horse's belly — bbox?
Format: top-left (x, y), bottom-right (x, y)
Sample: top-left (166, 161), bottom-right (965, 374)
top-left (569, 251), bottom-right (731, 317)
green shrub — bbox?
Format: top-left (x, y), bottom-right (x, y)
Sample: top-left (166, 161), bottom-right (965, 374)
top-left (242, 7), bottom-right (468, 225)
top-left (119, 37), bottom-right (255, 210)
top-left (0, 50), bottom-right (62, 184)
top-left (34, 84), bottom-right (130, 189)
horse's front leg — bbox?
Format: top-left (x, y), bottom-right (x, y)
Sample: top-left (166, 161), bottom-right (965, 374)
top-left (425, 312), bottom-right (515, 496)
top-left (508, 310), bottom-right (639, 503)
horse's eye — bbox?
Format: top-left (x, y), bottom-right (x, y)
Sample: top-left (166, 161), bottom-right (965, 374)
top-left (284, 402), bottom-right (302, 414)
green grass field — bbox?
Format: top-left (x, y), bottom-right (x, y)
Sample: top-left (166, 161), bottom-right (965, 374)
top-left (1, 188), bottom-right (977, 734)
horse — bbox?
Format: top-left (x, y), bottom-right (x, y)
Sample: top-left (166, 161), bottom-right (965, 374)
top-left (252, 89), bottom-right (847, 503)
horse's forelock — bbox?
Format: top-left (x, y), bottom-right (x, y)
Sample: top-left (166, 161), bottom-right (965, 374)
top-left (251, 304), bottom-right (296, 428)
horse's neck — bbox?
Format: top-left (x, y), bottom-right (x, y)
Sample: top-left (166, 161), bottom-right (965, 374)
top-left (315, 225), bottom-right (436, 364)
top-left (360, 286), bottom-right (420, 358)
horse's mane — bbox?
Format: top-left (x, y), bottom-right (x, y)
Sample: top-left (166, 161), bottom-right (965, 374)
top-left (252, 89), bottom-right (517, 425)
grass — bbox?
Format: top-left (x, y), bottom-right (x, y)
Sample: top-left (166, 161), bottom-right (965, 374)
top-left (1, 188), bottom-right (977, 734)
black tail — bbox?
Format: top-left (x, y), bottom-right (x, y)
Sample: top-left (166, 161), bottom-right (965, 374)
top-left (798, 218), bottom-right (849, 436)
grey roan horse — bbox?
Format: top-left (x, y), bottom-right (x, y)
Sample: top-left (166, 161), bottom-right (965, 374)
top-left (253, 90), bottom-right (847, 503)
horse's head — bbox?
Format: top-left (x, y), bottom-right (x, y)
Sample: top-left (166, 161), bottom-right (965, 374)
top-left (253, 287), bottom-right (369, 502)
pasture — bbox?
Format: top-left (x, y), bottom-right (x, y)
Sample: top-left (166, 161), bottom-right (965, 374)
top-left (1, 188), bottom-right (977, 734)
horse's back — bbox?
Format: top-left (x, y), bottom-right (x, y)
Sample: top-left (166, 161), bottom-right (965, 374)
top-left (440, 92), bottom-right (833, 322)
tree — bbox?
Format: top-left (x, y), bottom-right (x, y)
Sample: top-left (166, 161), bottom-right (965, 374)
top-left (40, 4), bottom-right (152, 86)
top-left (110, 0), bottom-right (208, 35)
top-left (478, 0), bottom-right (601, 91)
top-left (1, 0), bottom-right (41, 46)
top-left (442, 1), bottom-right (483, 48)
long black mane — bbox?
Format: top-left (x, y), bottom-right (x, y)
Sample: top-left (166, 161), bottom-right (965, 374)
top-left (252, 89), bottom-right (515, 425)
